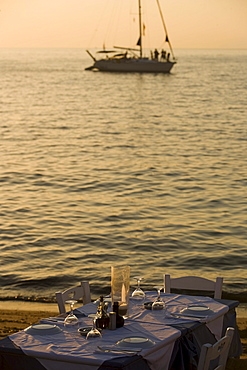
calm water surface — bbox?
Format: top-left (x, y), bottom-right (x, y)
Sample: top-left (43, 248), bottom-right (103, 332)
top-left (0, 48), bottom-right (246, 302)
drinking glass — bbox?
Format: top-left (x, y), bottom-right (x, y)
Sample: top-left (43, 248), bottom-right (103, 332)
top-left (86, 314), bottom-right (102, 339)
top-left (132, 276), bottom-right (145, 300)
top-left (152, 286), bottom-right (164, 310)
top-left (64, 300), bottom-right (79, 325)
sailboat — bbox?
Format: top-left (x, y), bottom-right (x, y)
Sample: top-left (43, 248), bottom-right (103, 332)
top-left (85, 0), bottom-right (176, 73)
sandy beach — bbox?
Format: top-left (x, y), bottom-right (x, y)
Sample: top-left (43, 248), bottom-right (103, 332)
top-left (0, 301), bottom-right (246, 369)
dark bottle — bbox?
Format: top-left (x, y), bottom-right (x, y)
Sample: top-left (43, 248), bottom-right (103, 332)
top-left (96, 296), bottom-right (110, 329)
top-left (112, 302), bottom-right (124, 328)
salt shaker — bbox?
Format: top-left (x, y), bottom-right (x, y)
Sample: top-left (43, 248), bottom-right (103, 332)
top-left (108, 312), bottom-right (116, 330)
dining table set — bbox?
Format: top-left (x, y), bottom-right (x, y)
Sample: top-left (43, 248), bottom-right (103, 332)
top-left (0, 269), bottom-right (243, 370)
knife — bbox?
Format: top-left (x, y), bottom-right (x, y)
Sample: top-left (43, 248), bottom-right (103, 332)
top-left (170, 313), bottom-right (206, 319)
top-left (97, 346), bottom-right (142, 353)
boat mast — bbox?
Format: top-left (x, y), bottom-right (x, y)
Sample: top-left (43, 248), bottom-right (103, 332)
top-left (138, 0), bottom-right (142, 58)
top-left (156, 0), bottom-right (175, 60)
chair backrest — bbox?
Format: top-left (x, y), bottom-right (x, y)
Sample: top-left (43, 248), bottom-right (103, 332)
top-left (56, 281), bottom-right (91, 314)
top-left (164, 274), bottom-right (223, 299)
top-left (197, 327), bottom-right (234, 370)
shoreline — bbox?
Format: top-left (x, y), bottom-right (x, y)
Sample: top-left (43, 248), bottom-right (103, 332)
top-left (0, 300), bottom-right (59, 313)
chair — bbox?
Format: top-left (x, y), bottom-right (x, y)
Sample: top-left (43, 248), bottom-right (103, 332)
top-left (197, 327), bottom-right (234, 370)
top-left (164, 274), bottom-right (223, 299)
top-left (56, 281), bottom-right (91, 314)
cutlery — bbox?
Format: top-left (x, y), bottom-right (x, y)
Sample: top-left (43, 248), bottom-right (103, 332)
top-left (170, 313), bottom-right (206, 319)
top-left (97, 346), bottom-right (142, 354)
top-left (42, 318), bottom-right (65, 323)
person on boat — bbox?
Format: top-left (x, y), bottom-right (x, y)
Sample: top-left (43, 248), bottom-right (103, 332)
top-left (161, 49), bottom-right (166, 60)
top-left (154, 49), bottom-right (159, 60)
top-left (167, 52), bottom-right (170, 61)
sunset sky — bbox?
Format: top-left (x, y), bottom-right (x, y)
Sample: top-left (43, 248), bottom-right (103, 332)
top-left (0, 0), bottom-right (247, 49)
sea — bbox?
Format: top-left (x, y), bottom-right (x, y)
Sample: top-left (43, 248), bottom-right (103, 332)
top-left (0, 48), bottom-right (246, 305)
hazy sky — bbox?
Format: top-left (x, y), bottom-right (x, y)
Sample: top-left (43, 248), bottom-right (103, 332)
top-left (1, 0), bottom-right (247, 49)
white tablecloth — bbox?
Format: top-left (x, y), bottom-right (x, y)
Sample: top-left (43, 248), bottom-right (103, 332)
top-left (129, 292), bottom-right (229, 340)
top-left (9, 292), bottom-right (228, 370)
top-left (10, 306), bottom-right (181, 370)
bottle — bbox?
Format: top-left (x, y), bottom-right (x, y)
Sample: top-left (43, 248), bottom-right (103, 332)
top-left (95, 296), bottom-right (110, 329)
top-left (112, 302), bottom-right (124, 328)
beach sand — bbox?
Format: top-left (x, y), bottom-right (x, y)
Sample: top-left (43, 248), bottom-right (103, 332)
top-left (0, 301), bottom-right (246, 369)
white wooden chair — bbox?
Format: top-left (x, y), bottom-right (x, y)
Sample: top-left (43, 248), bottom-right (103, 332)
top-left (164, 274), bottom-right (223, 299)
top-left (197, 327), bottom-right (234, 370)
top-left (56, 281), bottom-right (91, 314)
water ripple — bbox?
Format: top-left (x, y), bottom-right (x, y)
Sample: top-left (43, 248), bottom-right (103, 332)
top-left (0, 48), bottom-right (246, 302)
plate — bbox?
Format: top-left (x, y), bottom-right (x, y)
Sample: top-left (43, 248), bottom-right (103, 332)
top-left (24, 324), bottom-right (62, 335)
top-left (181, 305), bottom-right (213, 316)
top-left (78, 326), bottom-right (102, 336)
top-left (116, 336), bottom-right (155, 349)
top-left (187, 305), bottom-right (209, 312)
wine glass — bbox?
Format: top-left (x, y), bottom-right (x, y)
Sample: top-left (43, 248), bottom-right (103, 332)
top-left (86, 314), bottom-right (102, 339)
top-left (131, 276), bottom-right (145, 300)
top-left (152, 286), bottom-right (164, 310)
top-left (64, 300), bottom-right (79, 326)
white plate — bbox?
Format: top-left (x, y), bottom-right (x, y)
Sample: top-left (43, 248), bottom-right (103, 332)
top-left (116, 336), bottom-right (155, 349)
top-left (187, 305), bottom-right (209, 312)
top-left (181, 305), bottom-right (213, 316)
top-left (24, 324), bottom-right (62, 335)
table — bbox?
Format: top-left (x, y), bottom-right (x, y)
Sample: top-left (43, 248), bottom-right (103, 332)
top-left (0, 293), bottom-right (242, 370)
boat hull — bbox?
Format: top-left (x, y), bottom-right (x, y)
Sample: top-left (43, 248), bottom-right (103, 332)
top-left (90, 58), bottom-right (175, 73)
